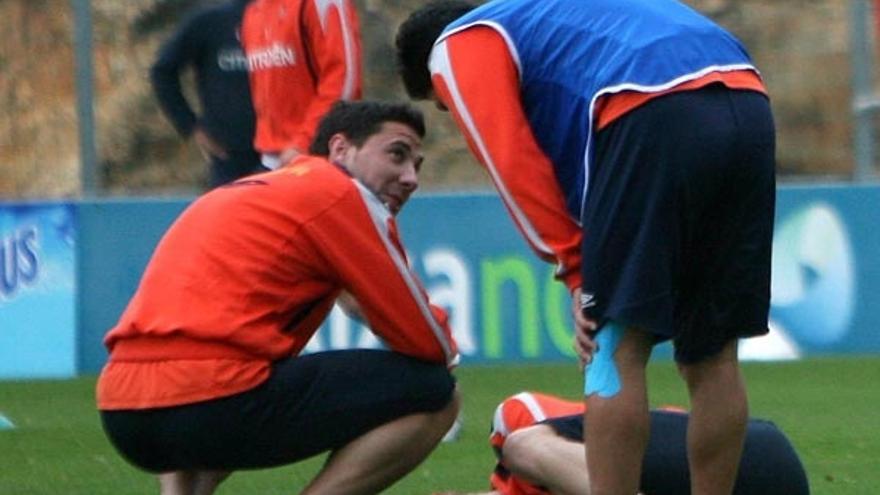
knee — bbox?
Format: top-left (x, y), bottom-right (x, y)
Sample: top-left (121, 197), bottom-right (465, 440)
top-left (677, 339), bottom-right (738, 369)
top-left (500, 426), bottom-right (548, 480)
top-left (676, 344), bottom-right (741, 390)
top-left (440, 387), bottom-right (461, 422)
top-left (406, 362), bottom-right (458, 419)
top-left (678, 363), bottom-right (738, 402)
top-left (424, 364), bottom-right (457, 403)
top-left (425, 386), bottom-right (460, 434)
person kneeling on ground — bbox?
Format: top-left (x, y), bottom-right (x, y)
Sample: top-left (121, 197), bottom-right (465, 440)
top-left (96, 100), bottom-right (459, 495)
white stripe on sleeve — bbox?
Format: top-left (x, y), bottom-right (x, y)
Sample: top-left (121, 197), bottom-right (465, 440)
top-left (354, 180), bottom-right (457, 365)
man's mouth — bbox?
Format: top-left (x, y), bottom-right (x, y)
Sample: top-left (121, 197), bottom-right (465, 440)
top-left (383, 194), bottom-right (400, 213)
top-left (383, 194), bottom-right (402, 213)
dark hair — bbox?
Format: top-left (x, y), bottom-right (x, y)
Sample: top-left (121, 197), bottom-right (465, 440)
top-left (309, 100), bottom-right (426, 156)
top-left (395, 0), bottom-right (476, 99)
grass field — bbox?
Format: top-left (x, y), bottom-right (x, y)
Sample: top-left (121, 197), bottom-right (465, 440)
top-left (1, 357), bottom-right (878, 494)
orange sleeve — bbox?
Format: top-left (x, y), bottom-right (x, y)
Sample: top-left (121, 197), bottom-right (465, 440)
top-left (303, 183), bottom-right (458, 366)
top-left (430, 28), bottom-right (583, 291)
top-left (488, 392), bottom-right (585, 495)
top-left (293, 0), bottom-right (362, 151)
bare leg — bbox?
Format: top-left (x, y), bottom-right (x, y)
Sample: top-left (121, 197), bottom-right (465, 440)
top-left (502, 424), bottom-right (590, 495)
top-left (678, 340), bottom-right (747, 495)
top-left (192, 471), bottom-right (231, 495)
top-left (158, 472), bottom-right (194, 495)
top-left (301, 390), bottom-right (461, 495)
top-left (584, 327), bottom-right (653, 495)
top-left (157, 470), bottom-right (230, 495)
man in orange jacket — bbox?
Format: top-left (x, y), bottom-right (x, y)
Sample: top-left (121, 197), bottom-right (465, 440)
top-left (97, 100), bottom-right (459, 495)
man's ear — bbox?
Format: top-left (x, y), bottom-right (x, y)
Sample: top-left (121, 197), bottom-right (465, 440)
top-left (327, 133), bottom-right (351, 163)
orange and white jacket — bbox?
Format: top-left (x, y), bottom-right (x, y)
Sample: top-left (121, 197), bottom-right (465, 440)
top-left (242, 0), bottom-right (361, 154)
top-left (97, 157), bottom-right (457, 410)
top-left (487, 391), bottom-right (686, 495)
top-left (489, 392), bottom-right (585, 495)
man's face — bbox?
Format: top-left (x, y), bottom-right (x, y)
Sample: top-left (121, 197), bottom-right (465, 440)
top-left (333, 122), bottom-right (424, 214)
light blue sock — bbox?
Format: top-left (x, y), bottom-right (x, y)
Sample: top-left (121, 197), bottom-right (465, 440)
top-left (584, 322), bottom-right (625, 398)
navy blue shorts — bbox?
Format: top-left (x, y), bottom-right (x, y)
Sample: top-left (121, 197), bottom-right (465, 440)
top-left (545, 411), bottom-right (809, 495)
top-left (581, 84), bottom-right (776, 362)
top-left (100, 349), bottom-right (455, 473)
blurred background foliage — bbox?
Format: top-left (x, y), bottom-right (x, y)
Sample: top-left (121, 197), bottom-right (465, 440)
top-left (0, 0), bottom-right (875, 198)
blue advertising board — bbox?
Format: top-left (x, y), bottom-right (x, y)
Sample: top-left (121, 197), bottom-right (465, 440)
top-left (75, 199), bottom-right (189, 374)
top-left (0, 203), bottom-right (77, 378)
top-left (3, 183), bottom-right (879, 377)
top-left (301, 186), bottom-right (880, 364)
top-left (765, 185), bottom-right (880, 357)
top-left (303, 193), bottom-right (579, 363)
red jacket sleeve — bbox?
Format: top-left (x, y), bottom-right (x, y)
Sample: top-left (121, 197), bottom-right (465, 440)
top-left (429, 27), bottom-right (583, 291)
top-left (294, 0), bottom-right (362, 151)
top-left (242, 0), bottom-right (362, 154)
top-left (303, 180), bottom-right (458, 366)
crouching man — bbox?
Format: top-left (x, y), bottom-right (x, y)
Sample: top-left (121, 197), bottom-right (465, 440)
top-left (97, 100), bottom-right (460, 495)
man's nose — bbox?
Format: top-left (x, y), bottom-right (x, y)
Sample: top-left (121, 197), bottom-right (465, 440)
top-left (400, 163), bottom-right (419, 189)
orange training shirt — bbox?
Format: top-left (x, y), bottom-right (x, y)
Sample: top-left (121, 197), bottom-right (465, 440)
top-left (242, 0), bottom-right (362, 154)
top-left (97, 157), bottom-right (457, 410)
top-left (489, 392), bottom-right (585, 495)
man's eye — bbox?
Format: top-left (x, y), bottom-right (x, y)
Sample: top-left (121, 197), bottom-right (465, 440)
top-left (390, 149), bottom-right (406, 162)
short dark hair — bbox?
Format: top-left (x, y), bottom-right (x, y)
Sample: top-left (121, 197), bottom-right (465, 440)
top-left (395, 0), bottom-right (476, 100)
top-left (308, 100), bottom-right (426, 156)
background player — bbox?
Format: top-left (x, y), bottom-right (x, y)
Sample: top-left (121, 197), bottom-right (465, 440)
top-left (150, 0), bottom-right (263, 187)
top-left (242, 0), bottom-right (362, 170)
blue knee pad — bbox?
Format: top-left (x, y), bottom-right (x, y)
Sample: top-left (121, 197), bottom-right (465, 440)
top-left (584, 322), bottom-right (625, 398)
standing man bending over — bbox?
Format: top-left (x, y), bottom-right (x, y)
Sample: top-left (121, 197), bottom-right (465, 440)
top-left (97, 100), bottom-right (459, 495)
top-left (396, 1), bottom-right (776, 493)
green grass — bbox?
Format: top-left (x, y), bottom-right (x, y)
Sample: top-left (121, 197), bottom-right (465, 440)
top-left (1, 357), bottom-right (878, 494)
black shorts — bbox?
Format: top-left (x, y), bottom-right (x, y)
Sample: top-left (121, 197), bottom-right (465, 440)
top-left (100, 349), bottom-right (455, 473)
top-left (544, 411), bottom-right (809, 495)
top-left (581, 84), bottom-right (776, 362)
